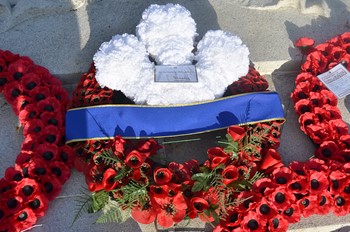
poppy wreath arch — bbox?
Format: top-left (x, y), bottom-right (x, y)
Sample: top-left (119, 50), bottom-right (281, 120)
top-left (68, 33), bottom-right (350, 232)
top-left (0, 50), bottom-right (75, 232)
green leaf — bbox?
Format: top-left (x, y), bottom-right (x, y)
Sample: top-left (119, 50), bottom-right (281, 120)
top-left (191, 173), bottom-right (206, 181)
top-left (96, 205), bottom-right (125, 224)
top-left (89, 190), bottom-right (109, 213)
top-left (191, 181), bottom-right (204, 192)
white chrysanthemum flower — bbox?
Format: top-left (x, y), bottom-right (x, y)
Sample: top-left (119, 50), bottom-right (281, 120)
top-left (93, 4), bottom-right (250, 105)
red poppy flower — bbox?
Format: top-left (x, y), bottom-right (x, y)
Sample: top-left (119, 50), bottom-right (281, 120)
top-left (26, 192), bottom-right (49, 217)
top-left (236, 191), bottom-right (261, 211)
top-left (28, 85), bottom-right (51, 102)
top-left (188, 197), bottom-right (209, 219)
top-left (37, 97), bottom-right (61, 113)
top-left (3, 194), bottom-right (23, 214)
top-left (267, 186), bottom-right (296, 210)
top-left (322, 104), bottom-right (342, 120)
top-left (289, 161), bottom-right (307, 176)
top-left (329, 119), bottom-right (348, 139)
top-left (40, 111), bottom-right (63, 128)
top-left (252, 178), bottom-right (277, 196)
top-left (154, 168), bottom-right (173, 186)
top-left (315, 191), bottom-right (334, 215)
top-left (281, 203), bottom-right (301, 223)
top-left (308, 170), bottom-right (329, 195)
top-left (18, 103), bottom-right (39, 124)
top-left (305, 158), bottom-right (328, 172)
top-left (305, 124), bottom-right (330, 144)
top-left (4, 166), bottom-right (23, 182)
top-left (207, 147), bottom-right (230, 168)
top-left (7, 59), bottom-right (31, 81)
top-left (57, 145), bottom-right (75, 168)
top-left (295, 72), bottom-right (316, 84)
top-left (0, 72), bottom-right (11, 93)
top-left (227, 125), bottom-right (246, 142)
top-left (298, 112), bottom-right (318, 134)
top-left (8, 207), bottom-right (37, 232)
top-left (259, 148), bottom-right (283, 172)
top-left (256, 197), bottom-right (278, 219)
top-left (288, 176), bottom-right (309, 195)
top-left (271, 167), bottom-right (293, 186)
top-left (38, 174), bottom-right (62, 201)
top-left (315, 43), bottom-right (336, 59)
top-left (50, 85), bottom-right (70, 105)
top-left (134, 139), bottom-right (162, 157)
top-left (2, 50), bottom-right (20, 62)
top-left (3, 81), bottom-right (23, 104)
top-left (220, 210), bottom-right (242, 228)
top-left (315, 141), bottom-right (339, 160)
top-left (35, 143), bottom-right (59, 162)
top-left (291, 82), bottom-right (311, 102)
top-left (297, 194), bottom-right (319, 217)
top-left (150, 185), bottom-right (169, 198)
top-left (15, 178), bottom-right (40, 201)
top-left (153, 193), bottom-right (187, 228)
top-left (131, 200), bottom-right (160, 224)
top-left (40, 125), bottom-right (60, 144)
top-left (27, 157), bottom-right (49, 179)
top-left (294, 99), bottom-right (313, 115)
top-left (23, 119), bottom-right (45, 138)
top-left (295, 37), bottom-right (315, 55)
top-left (101, 168), bottom-right (119, 191)
top-left (339, 135), bottom-right (350, 149)
top-left (241, 210), bottom-right (267, 232)
top-left (222, 165), bottom-right (239, 185)
top-left (113, 135), bottom-right (126, 154)
top-left (267, 214), bottom-right (289, 232)
top-left (333, 194), bottom-right (350, 216)
top-left (49, 161), bottom-right (71, 184)
top-left (168, 160), bottom-right (199, 183)
top-left (85, 164), bottom-right (105, 192)
top-left (125, 150), bottom-right (146, 169)
top-left (302, 51), bottom-right (328, 75)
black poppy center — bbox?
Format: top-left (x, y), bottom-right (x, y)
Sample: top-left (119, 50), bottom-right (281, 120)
top-left (130, 156), bottom-right (140, 165)
top-left (311, 179), bottom-right (320, 189)
top-left (322, 148), bottom-right (332, 158)
top-left (284, 207), bottom-right (294, 216)
top-left (22, 185), bottom-right (34, 196)
top-left (336, 196), bottom-right (345, 206)
top-left (0, 77), bottom-right (7, 86)
top-left (33, 126), bottom-right (41, 133)
top-left (0, 210), bottom-right (3, 219)
top-left (275, 192), bottom-right (285, 203)
top-left (194, 202), bottom-right (203, 211)
top-left (44, 105), bottom-right (54, 112)
top-left (230, 213), bottom-right (238, 222)
top-left (26, 81), bottom-right (37, 90)
top-left (34, 167), bottom-right (46, 176)
top-left (276, 176), bottom-right (287, 184)
top-left (332, 179), bottom-right (339, 190)
top-left (13, 72), bottom-right (23, 80)
top-left (344, 185), bottom-right (350, 194)
top-left (243, 199), bottom-right (253, 209)
top-left (13, 173), bottom-right (23, 181)
top-left (297, 92), bottom-right (307, 99)
top-left (165, 205), bottom-right (174, 213)
top-left (60, 152), bottom-right (69, 162)
top-left (156, 172), bottom-right (165, 179)
top-left (29, 198), bottom-right (41, 209)
top-left (35, 93), bottom-right (45, 101)
top-left (17, 211), bottom-right (28, 221)
top-left (259, 204), bottom-right (270, 215)
top-left (291, 182), bottom-right (302, 190)
top-left (43, 151), bottom-right (54, 161)
top-left (44, 182), bottom-right (54, 193)
top-left (48, 118), bottom-right (58, 126)
top-left (45, 134), bottom-right (56, 143)
top-left (247, 219), bottom-right (259, 230)
top-left (52, 167), bottom-right (62, 177)
top-left (272, 218), bottom-right (280, 229)
top-left (301, 199), bottom-right (310, 207)
top-left (11, 88), bottom-right (20, 97)
top-left (300, 105), bottom-right (310, 113)
top-left (320, 196), bottom-right (327, 206)
top-left (7, 198), bottom-right (18, 209)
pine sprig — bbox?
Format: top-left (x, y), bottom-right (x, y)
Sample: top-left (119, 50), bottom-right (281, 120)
top-left (113, 180), bottom-right (149, 210)
top-left (98, 149), bottom-right (123, 167)
top-left (71, 190), bottom-right (109, 225)
top-left (96, 203), bottom-right (125, 224)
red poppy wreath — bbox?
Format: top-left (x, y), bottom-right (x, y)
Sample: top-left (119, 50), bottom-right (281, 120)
top-left (0, 50), bottom-right (75, 232)
top-left (66, 4), bottom-right (350, 232)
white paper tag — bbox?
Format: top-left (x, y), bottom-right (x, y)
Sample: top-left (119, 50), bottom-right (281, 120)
top-left (317, 63), bottom-right (350, 98)
top-left (155, 65), bottom-right (198, 83)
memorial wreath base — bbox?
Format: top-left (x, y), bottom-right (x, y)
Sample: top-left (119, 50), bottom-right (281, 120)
top-left (68, 32), bottom-right (350, 232)
top-left (0, 33), bottom-right (350, 232)
top-left (0, 50), bottom-right (75, 232)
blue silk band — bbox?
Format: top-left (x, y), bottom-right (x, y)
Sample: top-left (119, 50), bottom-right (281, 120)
top-left (65, 92), bottom-right (284, 143)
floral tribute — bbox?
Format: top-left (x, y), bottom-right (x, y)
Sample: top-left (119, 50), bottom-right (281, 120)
top-left (69, 32), bottom-right (350, 232)
top-left (0, 50), bottom-right (74, 232)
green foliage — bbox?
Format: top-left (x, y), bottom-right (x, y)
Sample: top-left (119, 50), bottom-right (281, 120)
top-left (113, 179), bottom-right (149, 210)
top-left (71, 189), bottom-right (109, 226)
top-left (98, 149), bottom-right (123, 167)
top-left (191, 164), bottom-right (224, 192)
top-left (96, 204), bottom-right (125, 224)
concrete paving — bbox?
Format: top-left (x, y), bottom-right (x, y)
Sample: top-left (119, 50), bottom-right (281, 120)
top-left (1, 0), bottom-right (350, 231)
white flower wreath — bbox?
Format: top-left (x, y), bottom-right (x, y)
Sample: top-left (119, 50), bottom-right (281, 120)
top-left (93, 4), bottom-right (250, 105)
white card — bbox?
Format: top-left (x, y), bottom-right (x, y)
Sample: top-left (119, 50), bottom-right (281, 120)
top-left (155, 65), bottom-right (198, 83)
top-left (317, 63), bottom-right (350, 98)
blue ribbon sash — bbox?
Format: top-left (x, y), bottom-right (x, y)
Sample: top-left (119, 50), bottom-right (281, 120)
top-left (65, 92), bottom-right (285, 143)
